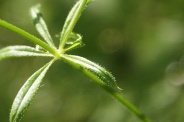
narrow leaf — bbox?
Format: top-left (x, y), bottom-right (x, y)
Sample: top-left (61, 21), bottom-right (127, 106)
top-left (60, 54), bottom-right (121, 90)
top-left (59, 0), bottom-right (88, 50)
top-left (10, 60), bottom-right (54, 122)
top-left (64, 32), bottom-right (84, 52)
top-left (30, 4), bottom-right (56, 48)
top-left (0, 45), bottom-right (52, 60)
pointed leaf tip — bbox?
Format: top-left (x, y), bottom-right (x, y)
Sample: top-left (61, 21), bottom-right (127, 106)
top-left (60, 54), bottom-right (121, 90)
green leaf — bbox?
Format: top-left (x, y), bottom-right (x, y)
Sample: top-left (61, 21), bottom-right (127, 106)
top-left (0, 45), bottom-right (52, 60)
top-left (10, 60), bottom-right (54, 122)
top-left (64, 32), bottom-right (84, 52)
top-left (60, 54), bottom-right (121, 90)
top-left (59, 0), bottom-right (88, 51)
top-left (30, 4), bottom-right (56, 48)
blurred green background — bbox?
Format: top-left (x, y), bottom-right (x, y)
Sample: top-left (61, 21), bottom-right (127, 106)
top-left (1, 0), bottom-right (184, 122)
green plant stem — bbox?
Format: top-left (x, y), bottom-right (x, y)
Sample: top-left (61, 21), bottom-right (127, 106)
top-left (102, 86), bottom-right (151, 122)
top-left (0, 19), bottom-right (59, 57)
top-left (60, 54), bottom-right (151, 122)
top-left (92, 79), bottom-right (151, 122)
top-left (59, 0), bottom-right (87, 52)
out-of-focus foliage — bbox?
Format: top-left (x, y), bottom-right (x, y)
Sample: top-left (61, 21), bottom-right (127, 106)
top-left (0, 0), bottom-right (184, 122)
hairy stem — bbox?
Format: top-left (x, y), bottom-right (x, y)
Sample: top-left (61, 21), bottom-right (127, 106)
top-left (102, 85), bottom-right (152, 122)
top-left (88, 75), bottom-right (152, 122)
top-left (60, 54), bottom-right (152, 122)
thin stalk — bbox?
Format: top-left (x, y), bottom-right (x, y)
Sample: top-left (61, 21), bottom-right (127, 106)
top-left (102, 85), bottom-right (152, 122)
top-left (60, 54), bottom-right (152, 122)
top-left (0, 19), bottom-right (59, 57)
top-left (90, 76), bottom-right (151, 122)
top-left (59, 0), bottom-right (87, 52)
